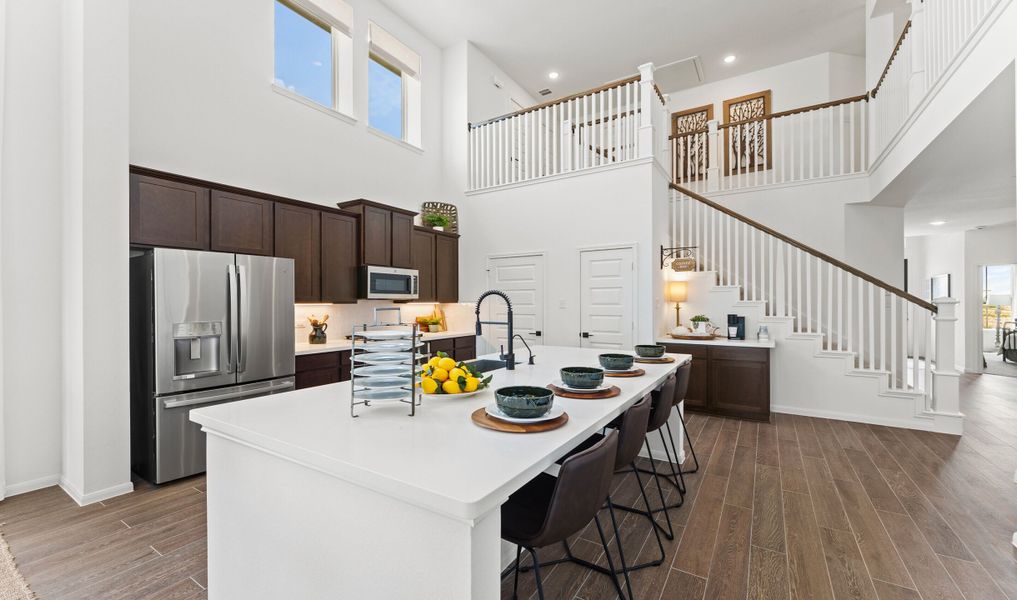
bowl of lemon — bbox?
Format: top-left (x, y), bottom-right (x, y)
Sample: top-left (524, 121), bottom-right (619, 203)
top-left (419, 352), bottom-right (493, 397)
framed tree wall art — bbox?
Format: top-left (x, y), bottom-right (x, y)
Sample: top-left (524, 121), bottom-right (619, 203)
top-left (671, 104), bottom-right (713, 182)
top-left (723, 89), bottom-right (772, 174)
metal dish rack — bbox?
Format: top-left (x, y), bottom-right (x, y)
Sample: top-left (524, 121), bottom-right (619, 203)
top-left (349, 310), bottom-right (426, 417)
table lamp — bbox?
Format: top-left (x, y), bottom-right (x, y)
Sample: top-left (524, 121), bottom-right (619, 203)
top-left (667, 280), bottom-right (688, 327)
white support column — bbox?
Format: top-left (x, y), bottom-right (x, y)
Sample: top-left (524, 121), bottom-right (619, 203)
top-left (907, 0), bottom-right (927, 109)
top-left (560, 119), bottom-right (574, 172)
top-left (931, 298), bottom-right (962, 421)
top-left (706, 120), bottom-right (720, 192)
top-left (637, 62), bottom-right (656, 159)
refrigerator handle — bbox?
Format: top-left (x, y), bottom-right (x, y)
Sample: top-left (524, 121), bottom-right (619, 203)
top-left (238, 264), bottom-right (249, 373)
top-left (227, 264), bottom-right (238, 374)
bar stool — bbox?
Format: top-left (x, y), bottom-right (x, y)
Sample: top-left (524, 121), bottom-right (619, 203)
top-left (615, 373), bottom-right (682, 540)
top-left (502, 430), bottom-right (624, 600)
top-left (634, 361), bottom-right (696, 500)
top-left (525, 395), bottom-right (663, 599)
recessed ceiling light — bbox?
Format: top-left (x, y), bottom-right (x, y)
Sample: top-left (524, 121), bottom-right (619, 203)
top-left (548, 71), bottom-right (560, 80)
top-left (723, 55), bottom-right (736, 64)
top-left (930, 221), bottom-right (946, 226)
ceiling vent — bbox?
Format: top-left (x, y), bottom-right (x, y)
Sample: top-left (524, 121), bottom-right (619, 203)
top-left (654, 56), bottom-right (705, 93)
top-left (538, 88), bottom-right (552, 96)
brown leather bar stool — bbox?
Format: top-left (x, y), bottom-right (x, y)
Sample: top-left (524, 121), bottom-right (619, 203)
top-left (614, 373), bottom-right (682, 540)
top-left (502, 430), bottom-right (624, 600)
top-left (525, 395), bottom-right (661, 599)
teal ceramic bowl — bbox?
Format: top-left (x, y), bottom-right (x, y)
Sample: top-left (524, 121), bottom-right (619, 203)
top-left (598, 353), bottom-right (635, 371)
top-left (495, 386), bottom-right (554, 418)
top-left (560, 366), bottom-right (605, 389)
top-left (634, 344), bottom-right (666, 358)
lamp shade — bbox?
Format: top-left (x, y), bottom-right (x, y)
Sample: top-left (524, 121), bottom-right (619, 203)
top-left (987, 294), bottom-right (1012, 307)
top-left (667, 280), bottom-right (688, 303)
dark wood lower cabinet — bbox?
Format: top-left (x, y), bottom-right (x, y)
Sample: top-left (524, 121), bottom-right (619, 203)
top-left (664, 343), bottom-right (771, 421)
top-left (295, 350), bottom-right (351, 390)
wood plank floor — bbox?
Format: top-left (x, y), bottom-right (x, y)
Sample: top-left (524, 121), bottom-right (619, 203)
top-left (1, 373), bottom-right (1015, 599)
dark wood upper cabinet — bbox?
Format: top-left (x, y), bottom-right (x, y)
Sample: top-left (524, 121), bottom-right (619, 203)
top-left (338, 200), bottom-right (418, 268)
top-left (209, 191), bottom-right (274, 255)
top-left (411, 228), bottom-right (437, 302)
top-left (321, 212), bottom-right (359, 304)
top-left (391, 212), bottom-right (414, 268)
top-left (274, 204), bottom-right (321, 302)
top-left (435, 233), bottom-right (459, 303)
top-left (130, 174), bottom-right (210, 250)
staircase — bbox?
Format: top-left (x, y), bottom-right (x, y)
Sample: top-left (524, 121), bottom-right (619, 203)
top-left (670, 184), bottom-right (963, 434)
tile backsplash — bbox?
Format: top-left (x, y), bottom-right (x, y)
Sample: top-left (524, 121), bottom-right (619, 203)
top-left (294, 301), bottom-right (475, 339)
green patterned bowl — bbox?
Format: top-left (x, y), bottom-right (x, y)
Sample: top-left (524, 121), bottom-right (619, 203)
top-left (634, 344), bottom-right (666, 358)
top-left (494, 386), bottom-right (554, 418)
top-left (598, 353), bottom-right (635, 371)
top-left (560, 366), bottom-right (605, 389)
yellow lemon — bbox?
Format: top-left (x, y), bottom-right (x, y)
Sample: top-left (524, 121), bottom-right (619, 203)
top-left (449, 368), bottom-right (467, 383)
top-left (463, 377), bottom-right (479, 392)
top-left (438, 357), bottom-right (457, 372)
top-left (431, 367), bottom-right (448, 382)
top-left (421, 378), bottom-right (438, 394)
top-left (428, 357), bottom-right (441, 369)
top-left (442, 380), bottom-right (462, 394)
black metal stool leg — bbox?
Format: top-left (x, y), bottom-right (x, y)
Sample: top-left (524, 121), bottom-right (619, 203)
top-left (644, 443), bottom-right (677, 539)
top-left (512, 545), bottom-right (522, 599)
top-left (664, 421), bottom-right (689, 492)
top-left (606, 498), bottom-right (634, 600)
top-left (593, 514), bottom-right (627, 599)
top-left (677, 409), bottom-right (700, 474)
top-left (632, 467), bottom-right (666, 568)
top-left (531, 546), bottom-right (545, 600)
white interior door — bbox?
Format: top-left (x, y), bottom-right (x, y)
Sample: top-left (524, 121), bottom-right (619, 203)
top-left (579, 247), bottom-right (635, 349)
top-left (485, 254), bottom-right (545, 355)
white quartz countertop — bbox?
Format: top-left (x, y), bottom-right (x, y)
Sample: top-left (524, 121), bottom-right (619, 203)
top-left (657, 336), bottom-right (776, 349)
top-left (191, 346), bottom-right (689, 521)
top-left (294, 330), bottom-right (476, 355)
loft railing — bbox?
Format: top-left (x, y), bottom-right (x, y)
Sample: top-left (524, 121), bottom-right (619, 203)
top-left (467, 64), bottom-right (668, 191)
top-left (670, 184), bottom-right (960, 414)
top-left (671, 94), bottom-right (869, 192)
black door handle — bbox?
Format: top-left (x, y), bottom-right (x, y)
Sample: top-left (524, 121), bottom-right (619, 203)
top-left (581, 332), bottom-right (593, 338)
top-left (534, 330), bottom-right (542, 337)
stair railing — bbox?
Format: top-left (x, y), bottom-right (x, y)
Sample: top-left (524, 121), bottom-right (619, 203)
top-left (670, 184), bottom-right (962, 412)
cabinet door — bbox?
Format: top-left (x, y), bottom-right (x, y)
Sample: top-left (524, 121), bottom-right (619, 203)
top-left (391, 212), bottom-right (414, 269)
top-left (296, 352), bottom-right (340, 390)
top-left (274, 204), bottom-right (321, 302)
top-left (321, 212), bottom-right (359, 304)
top-left (130, 174), bottom-right (210, 249)
top-left (429, 338), bottom-right (455, 359)
top-left (435, 235), bottom-right (459, 303)
top-left (339, 351), bottom-right (352, 382)
top-left (664, 344), bottom-right (708, 411)
top-left (411, 229), bottom-right (436, 302)
top-left (361, 206), bottom-right (391, 266)
top-left (454, 336), bottom-right (477, 361)
top-left (209, 191), bottom-right (274, 255)
top-left (707, 347), bottom-right (770, 420)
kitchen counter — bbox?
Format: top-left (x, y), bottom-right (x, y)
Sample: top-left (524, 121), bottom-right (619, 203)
top-left (191, 346), bottom-right (689, 599)
top-left (294, 329), bottom-right (476, 355)
top-left (658, 336), bottom-right (776, 349)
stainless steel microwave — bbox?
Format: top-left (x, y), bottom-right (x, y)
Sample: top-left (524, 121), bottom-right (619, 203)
top-left (359, 266), bottom-right (419, 300)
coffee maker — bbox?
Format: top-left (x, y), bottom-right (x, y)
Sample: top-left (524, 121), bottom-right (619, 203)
top-left (727, 314), bottom-right (746, 340)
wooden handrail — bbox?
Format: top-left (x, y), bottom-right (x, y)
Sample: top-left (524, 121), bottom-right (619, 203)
top-left (469, 74), bottom-right (641, 129)
top-left (668, 93), bottom-right (869, 139)
top-left (871, 20), bottom-right (912, 98)
top-left (653, 84), bottom-right (666, 105)
top-left (671, 183), bottom-right (937, 313)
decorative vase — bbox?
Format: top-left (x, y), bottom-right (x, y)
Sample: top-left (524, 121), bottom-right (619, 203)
top-left (757, 325), bottom-right (770, 341)
top-left (309, 323), bottom-right (327, 344)
top-left (693, 321), bottom-right (707, 333)
top-left (429, 324), bottom-right (442, 333)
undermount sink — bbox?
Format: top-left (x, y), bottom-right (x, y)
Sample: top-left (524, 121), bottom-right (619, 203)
top-left (464, 358), bottom-right (520, 373)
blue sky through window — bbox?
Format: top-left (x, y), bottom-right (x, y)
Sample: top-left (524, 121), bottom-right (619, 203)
top-left (983, 265), bottom-right (1014, 302)
top-left (369, 56), bottom-right (403, 139)
top-left (274, 1), bottom-right (332, 108)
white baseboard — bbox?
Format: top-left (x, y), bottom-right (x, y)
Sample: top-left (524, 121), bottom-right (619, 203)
top-left (59, 478), bottom-right (134, 507)
top-left (4, 474), bottom-right (61, 498)
top-left (771, 404), bottom-right (962, 435)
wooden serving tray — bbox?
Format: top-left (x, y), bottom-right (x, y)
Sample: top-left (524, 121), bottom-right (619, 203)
top-left (546, 384), bottom-right (621, 399)
top-left (471, 408), bottom-right (569, 433)
top-left (604, 368), bottom-right (646, 378)
top-left (633, 356), bottom-right (676, 364)
top-left (669, 333), bottom-right (723, 341)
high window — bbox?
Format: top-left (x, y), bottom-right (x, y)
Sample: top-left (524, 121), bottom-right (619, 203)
top-left (368, 22), bottom-right (421, 147)
top-left (274, 0), bottom-right (354, 117)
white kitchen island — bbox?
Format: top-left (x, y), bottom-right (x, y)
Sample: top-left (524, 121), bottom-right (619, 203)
top-left (190, 346), bottom-right (688, 599)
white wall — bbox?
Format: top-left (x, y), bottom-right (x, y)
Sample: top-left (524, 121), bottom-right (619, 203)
top-left (466, 43), bottom-right (536, 125)
top-left (665, 52), bottom-right (865, 120)
top-left (461, 160), bottom-right (662, 348)
top-left (963, 224), bottom-right (1017, 370)
top-left (845, 204), bottom-right (905, 286)
top-left (130, 0), bottom-right (453, 214)
top-left (1, 0), bottom-right (65, 495)
top-left (905, 231), bottom-right (967, 370)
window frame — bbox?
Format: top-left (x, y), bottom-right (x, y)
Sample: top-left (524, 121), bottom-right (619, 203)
top-left (273, 0), bottom-right (355, 119)
top-left (367, 51), bottom-right (407, 141)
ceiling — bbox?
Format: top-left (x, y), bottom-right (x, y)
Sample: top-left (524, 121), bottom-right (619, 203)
top-left (875, 66), bottom-right (1016, 237)
top-left (380, 0), bottom-right (867, 98)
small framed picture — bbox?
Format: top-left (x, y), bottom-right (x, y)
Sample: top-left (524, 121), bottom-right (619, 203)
top-left (929, 274), bottom-right (951, 300)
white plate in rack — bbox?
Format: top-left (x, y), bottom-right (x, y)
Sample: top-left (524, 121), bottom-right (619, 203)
top-left (353, 352), bottom-right (423, 365)
top-left (353, 388), bottom-right (413, 401)
top-left (355, 340), bottom-right (421, 352)
top-left (352, 329), bottom-right (413, 340)
top-left (485, 403), bottom-right (565, 424)
top-left (352, 364), bottom-right (415, 377)
top-left (356, 376), bottom-right (412, 388)
top-left (552, 381), bottom-right (612, 394)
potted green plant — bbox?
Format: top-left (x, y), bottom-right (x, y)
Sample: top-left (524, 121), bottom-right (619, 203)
top-left (423, 213), bottom-right (450, 231)
top-left (424, 316), bottom-right (443, 333)
top-left (690, 314), bottom-right (710, 334)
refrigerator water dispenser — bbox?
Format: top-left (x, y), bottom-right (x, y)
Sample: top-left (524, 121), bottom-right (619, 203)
top-left (172, 321), bottom-right (223, 379)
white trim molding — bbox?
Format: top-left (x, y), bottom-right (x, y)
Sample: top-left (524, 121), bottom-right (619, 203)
top-left (59, 477), bottom-right (134, 507)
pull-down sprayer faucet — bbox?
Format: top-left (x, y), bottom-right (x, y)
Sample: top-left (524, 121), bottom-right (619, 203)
top-left (475, 290), bottom-right (515, 370)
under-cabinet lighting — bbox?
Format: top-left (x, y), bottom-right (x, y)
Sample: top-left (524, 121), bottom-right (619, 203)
top-left (723, 55), bottom-right (736, 64)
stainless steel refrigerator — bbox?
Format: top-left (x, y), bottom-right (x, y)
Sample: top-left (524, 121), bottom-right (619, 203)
top-left (130, 248), bottom-right (295, 483)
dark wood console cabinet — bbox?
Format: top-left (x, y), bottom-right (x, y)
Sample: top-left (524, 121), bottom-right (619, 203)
top-left (664, 343), bottom-right (771, 421)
